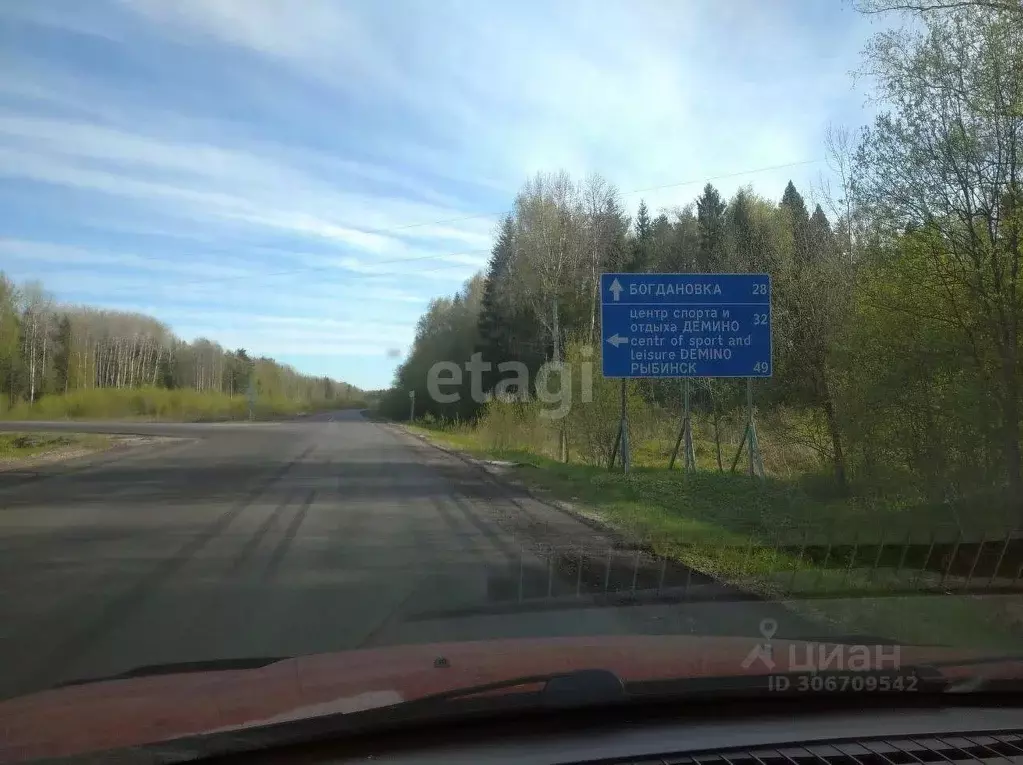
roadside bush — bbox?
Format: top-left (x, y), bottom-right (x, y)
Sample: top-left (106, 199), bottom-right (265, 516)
top-left (561, 341), bottom-right (645, 466)
top-left (477, 397), bottom-right (552, 455)
top-left (0, 387), bottom-right (339, 422)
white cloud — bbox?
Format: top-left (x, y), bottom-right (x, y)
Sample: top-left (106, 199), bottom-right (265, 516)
top-left (0, 0), bottom-right (882, 386)
top-left (0, 115), bottom-right (493, 258)
top-left (0, 238), bottom-right (250, 279)
top-left (114, 0), bottom-right (874, 198)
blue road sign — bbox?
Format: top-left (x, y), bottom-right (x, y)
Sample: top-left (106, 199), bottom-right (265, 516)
top-left (600, 272), bottom-right (772, 378)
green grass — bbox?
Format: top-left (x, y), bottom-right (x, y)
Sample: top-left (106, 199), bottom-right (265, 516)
top-left (408, 421), bottom-right (1023, 649)
top-left (0, 432), bottom-right (112, 462)
top-left (0, 388), bottom-right (365, 422)
top-left (409, 424), bottom-right (1015, 547)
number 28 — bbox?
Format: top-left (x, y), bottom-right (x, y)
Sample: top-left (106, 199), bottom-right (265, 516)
top-left (752, 284), bottom-right (768, 295)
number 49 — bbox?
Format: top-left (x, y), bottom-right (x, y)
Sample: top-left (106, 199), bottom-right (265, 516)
top-left (753, 362), bottom-right (769, 373)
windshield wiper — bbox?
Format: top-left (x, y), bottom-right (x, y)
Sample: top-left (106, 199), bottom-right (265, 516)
top-left (53, 656), bottom-right (289, 688)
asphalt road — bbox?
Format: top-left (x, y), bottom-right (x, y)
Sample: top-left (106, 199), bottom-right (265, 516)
top-left (0, 410), bottom-right (828, 701)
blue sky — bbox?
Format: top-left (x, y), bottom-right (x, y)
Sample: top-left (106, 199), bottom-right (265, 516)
top-left (0, 0), bottom-right (884, 390)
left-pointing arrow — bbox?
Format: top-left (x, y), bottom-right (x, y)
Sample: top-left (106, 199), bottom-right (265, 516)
top-left (606, 334), bottom-right (629, 348)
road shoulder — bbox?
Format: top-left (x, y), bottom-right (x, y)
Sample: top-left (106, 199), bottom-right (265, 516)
top-left (0, 432), bottom-right (189, 487)
top-left (393, 422), bottom-right (1023, 651)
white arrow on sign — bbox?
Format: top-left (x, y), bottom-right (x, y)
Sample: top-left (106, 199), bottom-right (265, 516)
top-left (606, 333), bottom-right (629, 348)
top-left (609, 278), bottom-right (623, 302)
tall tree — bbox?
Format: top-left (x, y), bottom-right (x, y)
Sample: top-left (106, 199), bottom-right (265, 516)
top-left (19, 281), bottom-right (53, 405)
top-left (808, 204), bottom-right (836, 262)
top-left (0, 275), bottom-right (21, 408)
top-left (581, 175), bottom-right (630, 337)
top-left (780, 180), bottom-right (812, 266)
top-left (627, 199), bottom-right (652, 272)
top-left (695, 183), bottom-right (727, 271)
top-left (478, 216), bottom-right (518, 392)
top-left (51, 314), bottom-right (72, 395)
top-left (854, 3), bottom-right (1023, 506)
top-left (510, 171), bottom-right (584, 364)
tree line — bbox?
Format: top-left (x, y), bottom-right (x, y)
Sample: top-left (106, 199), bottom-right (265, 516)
top-left (381, 1), bottom-right (1023, 509)
top-left (0, 274), bottom-right (361, 410)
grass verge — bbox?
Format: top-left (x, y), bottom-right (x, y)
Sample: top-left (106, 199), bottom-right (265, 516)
top-left (0, 432), bottom-right (114, 467)
top-left (0, 388), bottom-right (365, 422)
top-left (406, 422), bottom-right (1023, 651)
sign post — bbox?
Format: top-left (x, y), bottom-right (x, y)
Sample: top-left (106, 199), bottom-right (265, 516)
top-left (669, 378), bottom-right (697, 472)
top-left (600, 272), bottom-right (772, 477)
top-left (730, 378), bottom-right (766, 478)
top-left (409, 390), bottom-right (416, 422)
top-left (608, 378), bottom-right (631, 474)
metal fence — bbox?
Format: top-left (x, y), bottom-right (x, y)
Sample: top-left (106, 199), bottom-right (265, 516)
top-left (475, 529), bottom-right (1023, 611)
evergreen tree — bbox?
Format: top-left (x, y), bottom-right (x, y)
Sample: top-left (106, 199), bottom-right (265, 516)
top-left (695, 183), bottom-right (726, 271)
top-left (626, 199), bottom-right (652, 271)
top-left (635, 199), bottom-right (651, 240)
top-left (51, 314), bottom-right (72, 394)
top-left (808, 204), bottom-right (835, 263)
top-left (647, 213), bottom-right (673, 273)
top-left (780, 180), bottom-right (811, 264)
top-left (477, 216), bottom-right (520, 393)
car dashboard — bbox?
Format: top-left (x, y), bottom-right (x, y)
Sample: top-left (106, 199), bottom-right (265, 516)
top-left (210, 700), bottom-right (1023, 765)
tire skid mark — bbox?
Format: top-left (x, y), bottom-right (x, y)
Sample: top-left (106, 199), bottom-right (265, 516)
top-left (429, 496), bottom-right (488, 562)
top-left (448, 492), bottom-right (520, 562)
top-left (284, 481), bottom-right (373, 644)
top-left (15, 442), bottom-right (317, 694)
top-left (227, 490), bottom-right (297, 576)
top-left (355, 498), bottom-right (434, 649)
top-left (261, 489), bottom-right (315, 582)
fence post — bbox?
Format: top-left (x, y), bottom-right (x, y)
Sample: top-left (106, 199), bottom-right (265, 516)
top-left (742, 532), bottom-right (755, 577)
top-left (841, 532), bottom-right (859, 589)
top-left (917, 533), bottom-right (936, 588)
top-left (870, 529), bottom-right (886, 586)
top-left (789, 529), bottom-right (808, 592)
top-left (939, 532), bottom-right (962, 589)
top-left (816, 536), bottom-right (834, 591)
top-left (894, 530), bottom-right (911, 580)
top-left (963, 534), bottom-right (985, 592)
top-left (990, 531), bottom-right (1013, 587)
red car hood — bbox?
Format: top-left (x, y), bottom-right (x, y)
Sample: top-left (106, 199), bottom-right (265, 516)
top-left (0, 635), bottom-right (1015, 763)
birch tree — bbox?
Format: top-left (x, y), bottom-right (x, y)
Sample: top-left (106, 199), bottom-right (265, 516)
top-left (20, 281), bottom-right (53, 404)
top-left (511, 171), bottom-right (585, 363)
top-left (854, 4), bottom-right (1023, 506)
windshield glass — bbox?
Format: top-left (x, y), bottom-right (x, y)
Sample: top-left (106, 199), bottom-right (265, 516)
top-left (1, 0), bottom-right (1023, 760)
